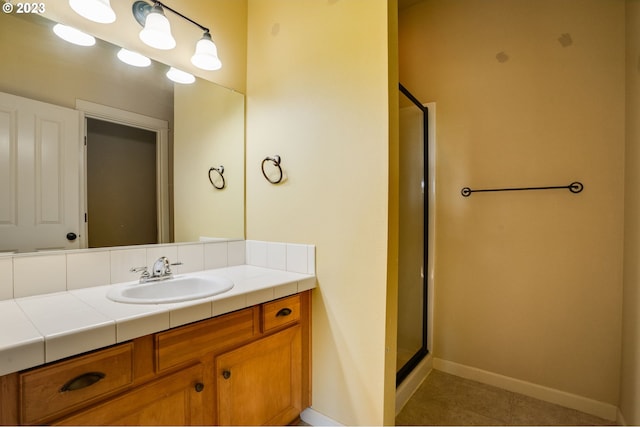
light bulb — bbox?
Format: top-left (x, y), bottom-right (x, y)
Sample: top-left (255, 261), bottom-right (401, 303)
top-left (139, 4), bottom-right (175, 50)
top-left (191, 32), bottom-right (222, 71)
top-left (53, 24), bottom-right (96, 46)
top-left (69, 0), bottom-right (116, 23)
top-left (166, 67), bottom-right (195, 84)
top-left (117, 48), bottom-right (151, 67)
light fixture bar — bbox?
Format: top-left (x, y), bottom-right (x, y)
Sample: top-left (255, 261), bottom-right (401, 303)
top-left (133, 0), bottom-right (221, 71)
top-left (153, 1), bottom-right (209, 33)
top-left (133, 1), bottom-right (209, 33)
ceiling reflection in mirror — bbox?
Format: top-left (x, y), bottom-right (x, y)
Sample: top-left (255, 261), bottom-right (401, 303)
top-left (0, 11), bottom-right (245, 253)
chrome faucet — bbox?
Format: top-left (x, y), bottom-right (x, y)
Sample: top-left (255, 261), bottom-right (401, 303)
top-left (130, 256), bottom-right (182, 283)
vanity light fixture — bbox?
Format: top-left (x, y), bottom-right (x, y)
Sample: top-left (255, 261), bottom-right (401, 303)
top-left (137, 2), bottom-right (176, 50)
top-left (191, 31), bottom-right (222, 71)
top-left (117, 48), bottom-right (152, 67)
top-left (53, 24), bottom-right (96, 47)
top-left (69, 0), bottom-right (116, 24)
top-left (133, 1), bottom-right (222, 70)
top-left (166, 67), bottom-right (195, 84)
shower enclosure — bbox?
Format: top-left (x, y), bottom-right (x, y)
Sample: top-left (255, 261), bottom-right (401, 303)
top-left (396, 84), bottom-right (430, 386)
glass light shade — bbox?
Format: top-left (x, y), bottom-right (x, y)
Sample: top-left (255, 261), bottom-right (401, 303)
top-left (117, 48), bottom-right (151, 67)
top-left (191, 33), bottom-right (222, 71)
top-left (69, 0), bottom-right (116, 24)
top-left (139, 6), bottom-right (176, 50)
top-left (53, 24), bottom-right (96, 46)
top-left (166, 67), bottom-right (195, 84)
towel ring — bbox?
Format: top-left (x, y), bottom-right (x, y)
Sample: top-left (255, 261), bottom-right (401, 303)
top-left (208, 165), bottom-right (225, 190)
top-left (261, 155), bottom-right (283, 184)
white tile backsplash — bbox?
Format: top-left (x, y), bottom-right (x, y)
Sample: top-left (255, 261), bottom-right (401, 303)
top-left (246, 240), bottom-right (268, 267)
top-left (14, 254), bottom-right (66, 298)
top-left (110, 248), bottom-right (146, 284)
top-left (176, 243), bottom-right (204, 274)
top-left (3, 240), bottom-right (315, 300)
top-left (67, 251), bottom-right (111, 290)
top-left (0, 258), bottom-right (13, 300)
top-left (204, 242), bottom-right (229, 269)
top-left (307, 246), bottom-right (316, 275)
top-left (246, 241), bottom-right (316, 275)
top-left (228, 240), bottom-right (246, 266)
top-left (267, 242), bottom-right (287, 270)
top-left (286, 244), bottom-right (309, 274)
top-left (146, 245), bottom-right (178, 270)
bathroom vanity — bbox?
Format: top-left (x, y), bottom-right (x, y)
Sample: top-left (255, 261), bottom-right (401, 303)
top-left (0, 291), bottom-right (311, 425)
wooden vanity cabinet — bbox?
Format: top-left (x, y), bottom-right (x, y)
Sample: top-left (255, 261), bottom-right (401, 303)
top-left (54, 363), bottom-right (207, 426)
top-left (0, 290), bottom-right (311, 426)
top-left (216, 324), bottom-right (302, 426)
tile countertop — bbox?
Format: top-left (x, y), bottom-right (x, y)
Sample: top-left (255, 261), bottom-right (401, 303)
top-left (0, 265), bottom-right (316, 376)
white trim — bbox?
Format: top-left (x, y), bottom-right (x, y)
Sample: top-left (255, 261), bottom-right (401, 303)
top-left (396, 354), bottom-right (432, 415)
top-left (433, 358), bottom-right (618, 421)
top-left (300, 407), bottom-right (343, 426)
top-left (424, 102), bottom-right (436, 354)
top-left (75, 100), bottom-right (170, 244)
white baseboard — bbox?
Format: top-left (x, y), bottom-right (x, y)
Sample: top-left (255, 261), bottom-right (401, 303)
top-left (396, 354), bottom-right (433, 415)
top-left (300, 407), bottom-right (343, 426)
top-left (433, 358), bottom-right (618, 421)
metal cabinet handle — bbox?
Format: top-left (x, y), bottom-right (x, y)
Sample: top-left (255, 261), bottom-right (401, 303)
top-left (195, 382), bottom-right (205, 392)
top-left (60, 372), bottom-right (105, 392)
top-left (276, 307), bottom-right (292, 317)
top-left (222, 370), bottom-right (231, 380)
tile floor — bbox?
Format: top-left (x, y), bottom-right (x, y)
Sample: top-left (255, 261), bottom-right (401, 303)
top-left (396, 370), bottom-right (617, 426)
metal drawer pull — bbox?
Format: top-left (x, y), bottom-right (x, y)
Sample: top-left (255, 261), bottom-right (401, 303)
top-left (60, 372), bottom-right (106, 392)
top-left (276, 307), bottom-right (292, 317)
top-left (222, 370), bottom-right (231, 379)
top-left (195, 382), bottom-right (205, 392)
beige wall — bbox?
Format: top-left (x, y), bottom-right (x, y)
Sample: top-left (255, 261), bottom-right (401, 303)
top-left (400, 0), bottom-right (625, 406)
top-left (621, 0), bottom-right (640, 424)
top-left (173, 79), bottom-right (245, 241)
top-left (245, 0), bottom-right (395, 424)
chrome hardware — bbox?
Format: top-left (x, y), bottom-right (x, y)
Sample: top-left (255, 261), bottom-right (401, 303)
top-left (131, 257), bottom-right (183, 283)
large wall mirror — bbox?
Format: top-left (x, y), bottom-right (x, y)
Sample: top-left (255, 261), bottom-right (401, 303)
top-left (0, 11), bottom-right (245, 253)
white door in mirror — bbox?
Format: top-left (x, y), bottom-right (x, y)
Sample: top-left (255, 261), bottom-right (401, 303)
top-left (107, 276), bottom-right (233, 304)
top-left (0, 91), bottom-right (82, 252)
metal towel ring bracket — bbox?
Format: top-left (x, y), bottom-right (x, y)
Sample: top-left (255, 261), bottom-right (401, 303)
top-left (261, 155), bottom-right (283, 184)
top-left (208, 165), bottom-right (225, 190)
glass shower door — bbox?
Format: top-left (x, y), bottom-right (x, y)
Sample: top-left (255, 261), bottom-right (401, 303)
top-left (396, 84), bottom-right (429, 386)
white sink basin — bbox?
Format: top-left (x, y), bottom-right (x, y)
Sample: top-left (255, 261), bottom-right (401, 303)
top-left (107, 275), bottom-right (234, 304)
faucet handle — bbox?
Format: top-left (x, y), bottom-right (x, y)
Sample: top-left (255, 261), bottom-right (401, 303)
top-left (130, 266), bottom-right (150, 276)
top-left (166, 261), bottom-right (183, 274)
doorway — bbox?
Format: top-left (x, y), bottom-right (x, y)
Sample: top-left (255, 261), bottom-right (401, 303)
top-left (396, 84), bottom-right (433, 386)
top-left (77, 99), bottom-right (170, 248)
top-left (86, 118), bottom-right (157, 248)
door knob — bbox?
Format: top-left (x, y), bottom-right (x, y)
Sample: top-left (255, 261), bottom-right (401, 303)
top-left (66, 232), bottom-right (77, 241)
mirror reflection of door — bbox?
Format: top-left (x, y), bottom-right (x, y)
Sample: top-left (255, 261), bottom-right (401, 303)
top-left (86, 118), bottom-right (158, 248)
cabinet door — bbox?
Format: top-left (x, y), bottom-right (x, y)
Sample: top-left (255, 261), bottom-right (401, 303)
top-left (216, 325), bottom-right (302, 426)
top-left (55, 364), bottom-right (207, 426)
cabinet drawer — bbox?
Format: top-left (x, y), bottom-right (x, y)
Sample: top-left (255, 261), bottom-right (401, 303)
top-left (20, 343), bottom-right (133, 424)
top-left (262, 294), bottom-right (301, 332)
top-left (156, 306), bottom-right (259, 372)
